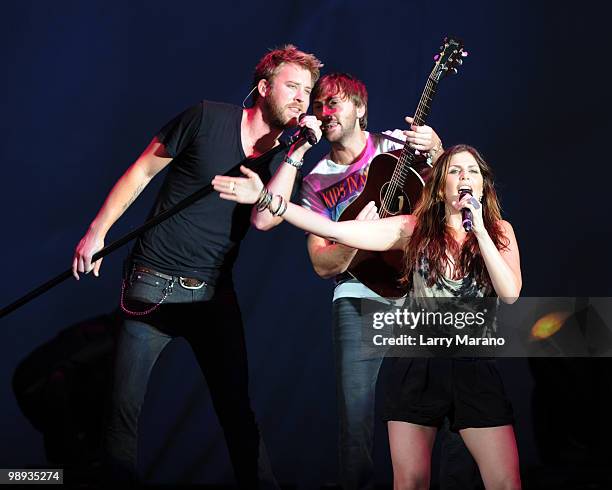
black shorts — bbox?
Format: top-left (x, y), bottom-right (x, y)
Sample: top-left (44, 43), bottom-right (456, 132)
top-left (381, 358), bottom-right (514, 432)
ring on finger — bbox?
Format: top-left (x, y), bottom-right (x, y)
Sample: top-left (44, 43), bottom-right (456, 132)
top-left (228, 181), bottom-right (236, 193)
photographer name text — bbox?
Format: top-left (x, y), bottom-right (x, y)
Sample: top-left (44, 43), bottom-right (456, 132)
top-left (372, 334), bottom-right (505, 347)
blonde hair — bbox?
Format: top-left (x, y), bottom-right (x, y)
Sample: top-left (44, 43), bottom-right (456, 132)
top-left (251, 44), bottom-right (322, 103)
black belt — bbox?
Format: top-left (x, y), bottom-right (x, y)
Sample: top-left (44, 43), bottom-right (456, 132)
top-left (133, 265), bottom-right (207, 290)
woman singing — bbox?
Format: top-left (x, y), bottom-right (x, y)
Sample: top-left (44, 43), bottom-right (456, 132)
top-left (213, 144), bottom-right (522, 490)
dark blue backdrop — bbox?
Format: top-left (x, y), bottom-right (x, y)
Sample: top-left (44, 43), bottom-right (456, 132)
top-left (1, 1), bottom-right (609, 487)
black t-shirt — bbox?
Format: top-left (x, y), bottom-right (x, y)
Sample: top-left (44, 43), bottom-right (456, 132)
top-left (130, 100), bottom-right (288, 286)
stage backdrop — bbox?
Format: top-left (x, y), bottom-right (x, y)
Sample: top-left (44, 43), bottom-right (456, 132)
top-left (1, 1), bottom-right (609, 487)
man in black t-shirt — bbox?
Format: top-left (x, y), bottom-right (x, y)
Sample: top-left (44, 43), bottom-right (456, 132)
top-left (72, 45), bottom-right (322, 488)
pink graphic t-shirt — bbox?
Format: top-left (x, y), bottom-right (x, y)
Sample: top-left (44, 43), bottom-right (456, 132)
top-left (299, 130), bottom-right (406, 300)
top-left (300, 130), bottom-right (405, 221)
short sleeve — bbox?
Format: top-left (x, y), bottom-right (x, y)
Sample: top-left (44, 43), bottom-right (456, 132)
top-left (157, 103), bottom-right (204, 158)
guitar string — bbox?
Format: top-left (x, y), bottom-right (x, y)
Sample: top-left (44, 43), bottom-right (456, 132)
top-left (385, 80), bottom-right (434, 215)
top-left (382, 78), bottom-right (436, 218)
top-left (399, 79), bottom-right (434, 183)
top-left (398, 78), bottom-right (433, 177)
top-left (382, 79), bottom-right (432, 217)
top-left (383, 77), bottom-right (431, 216)
top-left (362, 46), bottom-right (461, 291)
top-left (385, 59), bottom-right (446, 213)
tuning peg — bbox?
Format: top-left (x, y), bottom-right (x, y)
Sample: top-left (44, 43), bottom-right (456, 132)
top-left (462, 51), bottom-right (469, 57)
top-left (457, 59), bottom-right (463, 65)
top-left (451, 67), bottom-right (458, 74)
top-left (433, 54), bottom-right (440, 61)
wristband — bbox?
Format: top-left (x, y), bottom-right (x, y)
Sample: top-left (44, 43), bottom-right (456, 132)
top-left (283, 154), bottom-right (304, 169)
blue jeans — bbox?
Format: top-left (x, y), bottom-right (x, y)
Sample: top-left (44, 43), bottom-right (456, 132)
top-left (105, 268), bottom-right (278, 489)
top-left (333, 298), bottom-right (481, 490)
top-left (333, 297), bottom-right (384, 490)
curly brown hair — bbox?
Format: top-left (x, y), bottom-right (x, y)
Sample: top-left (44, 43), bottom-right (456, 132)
top-left (400, 144), bottom-right (509, 290)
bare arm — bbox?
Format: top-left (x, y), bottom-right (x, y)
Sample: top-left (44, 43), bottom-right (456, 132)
top-left (306, 199), bottom-right (384, 278)
top-left (72, 137), bottom-right (172, 279)
top-left (307, 235), bottom-right (358, 279)
top-left (453, 194), bottom-right (521, 303)
top-left (250, 116), bottom-right (322, 231)
top-left (213, 166), bottom-right (414, 250)
top-left (273, 200), bottom-right (412, 251)
top-left (249, 152), bottom-right (300, 231)
top-left (476, 220), bottom-right (522, 303)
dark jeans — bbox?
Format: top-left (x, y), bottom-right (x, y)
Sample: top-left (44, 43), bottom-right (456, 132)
top-left (105, 268), bottom-right (278, 489)
top-left (333, 297), bottom-right (481, 490)
top-left (333, 297), bottom-right (384, 490)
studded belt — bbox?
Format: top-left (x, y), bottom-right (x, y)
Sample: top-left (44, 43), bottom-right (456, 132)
top-left (133, 265), bottom-right (207, 290)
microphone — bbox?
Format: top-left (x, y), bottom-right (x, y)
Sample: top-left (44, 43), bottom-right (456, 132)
top-left (459, 189), bottom-right (473, 232)
top-left (298, 113), bottom-right (318, 145)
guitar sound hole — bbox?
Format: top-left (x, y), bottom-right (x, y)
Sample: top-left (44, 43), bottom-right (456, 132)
top-left (380, 182), bottom-right (411, 215)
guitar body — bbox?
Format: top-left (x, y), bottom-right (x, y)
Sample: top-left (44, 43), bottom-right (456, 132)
top-left (338, 150), bottom-right (432, 298)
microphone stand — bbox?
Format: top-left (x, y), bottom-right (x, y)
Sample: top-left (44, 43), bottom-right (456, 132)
top-left (1, 135), bottom-right (301, 319)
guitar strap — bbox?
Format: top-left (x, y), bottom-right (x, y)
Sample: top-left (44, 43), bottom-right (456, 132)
top-left (376, 132), bottom-right (405, 146)
top-left (376, 132), bottom-right (434, 166)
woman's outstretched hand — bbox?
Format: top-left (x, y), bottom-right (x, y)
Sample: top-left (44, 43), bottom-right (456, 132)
top-left (212, 165), bottom-right (264, 204)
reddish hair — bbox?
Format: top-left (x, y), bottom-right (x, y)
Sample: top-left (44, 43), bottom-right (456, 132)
top-left (251, 44), bottom-right (322, 103)
top-left (401, 145), bottom-right (509, 290)
top-left (312, 73), bottom-right (368, 129)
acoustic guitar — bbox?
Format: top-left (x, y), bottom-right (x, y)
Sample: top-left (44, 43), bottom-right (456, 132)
top-left (338, 37), bottom-right (467, 298)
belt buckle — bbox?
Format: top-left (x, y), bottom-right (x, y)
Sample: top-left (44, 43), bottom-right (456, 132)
top-left (179, 277), bottom-right (206, 290)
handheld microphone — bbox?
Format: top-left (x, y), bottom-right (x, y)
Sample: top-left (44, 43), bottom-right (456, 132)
top-left (298, 113), bottom-right (318, 145)
top-left (459, 189), bottom-right (473, 232)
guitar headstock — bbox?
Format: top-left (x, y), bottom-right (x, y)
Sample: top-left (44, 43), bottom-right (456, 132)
top-left (430, 37), bottom-right (467, 82)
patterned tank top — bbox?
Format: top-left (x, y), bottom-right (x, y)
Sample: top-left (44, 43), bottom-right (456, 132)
top-left (407, 255), bottom-right (498, 338)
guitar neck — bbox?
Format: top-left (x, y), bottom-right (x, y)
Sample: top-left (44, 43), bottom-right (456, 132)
top-left (381, 37), bottom-right (464, 218)
top-left (396, 77), bottom-right (439, 172)
top-left (413, 76), bottom-right (438, 126)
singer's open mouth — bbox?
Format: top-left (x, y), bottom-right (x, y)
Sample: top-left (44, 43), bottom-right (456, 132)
top-left (458, 186), bottom-right (473, 193)
top-left (322, 120), bottom-right (339, 130)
